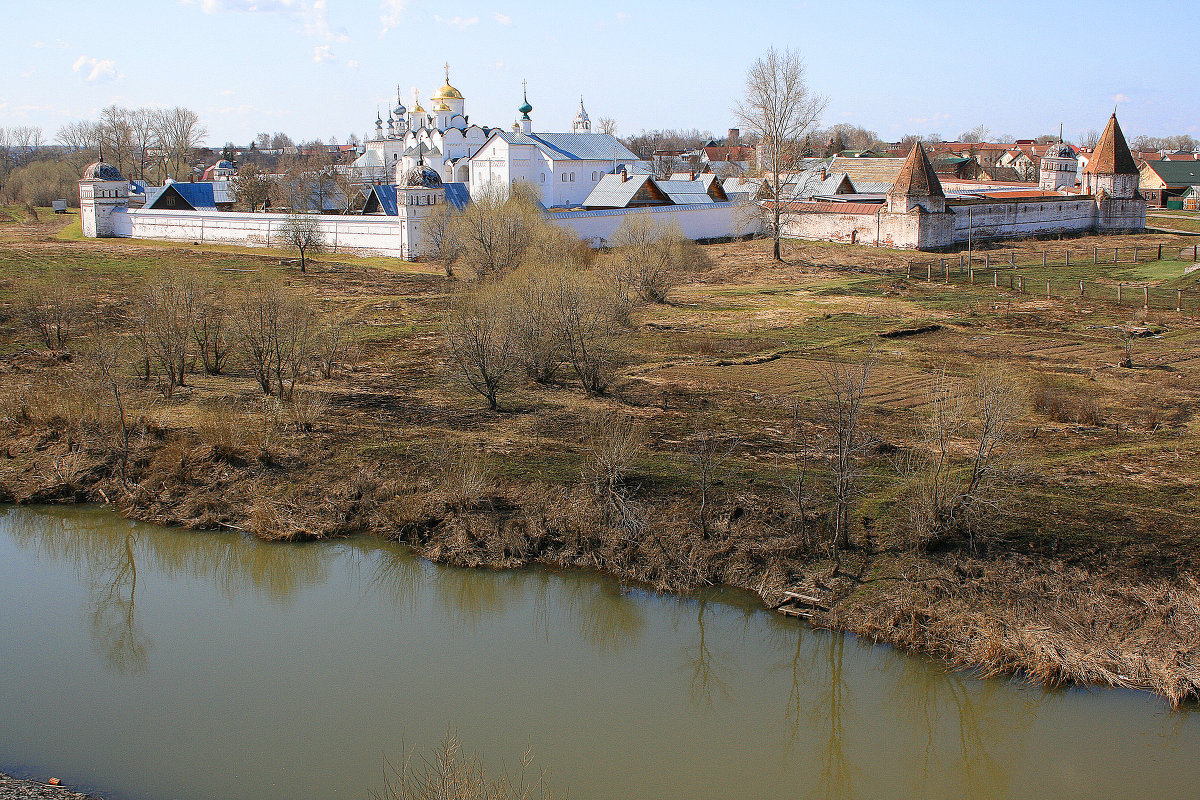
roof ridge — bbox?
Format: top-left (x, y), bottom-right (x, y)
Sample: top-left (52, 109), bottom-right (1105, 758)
top-left (888, 142), bottom-right (945, 198)
top-left (1083, 114), bottom-right (1138, 175)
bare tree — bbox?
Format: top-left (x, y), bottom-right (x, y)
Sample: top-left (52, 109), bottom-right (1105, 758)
top-left (280, 213), bottom-right (325, 273)
top-left (133, 270), bottom-right (201, 397)
top-left (597, 117), bottom-right (618, 136)
top-left (817, 358), bottom-right (873, 557)
top-left (445, 288), bottom-right (519, 411)
top-left (19, 279), bottom-right (84, 351)
top-left (736, 47), bottom-right (828, 261)
top-left (419, 201), bottom-right (461, 275)
top-left (608, 214), bottom-right (706, 303)
top-left (192, 285), bottom-right (232, 375)
top-left (554, 271), bottom-right (625, 394)
top-left (581, 409), bottom-right (645, 539)
top-left (683, 418), bottom-right (741, 539)
top-left (234, 282), bottom-right (317, 400)
top-left (448, 180), bottom-right (539, 281)
top-left (155, 107), bottom-right (207, 181)
top-left (231, 164), bottom-right (273, 211)
top-left (903, 367), bottom-right (1021, 552)
top-left (505, 265), bottom-right (566, 384)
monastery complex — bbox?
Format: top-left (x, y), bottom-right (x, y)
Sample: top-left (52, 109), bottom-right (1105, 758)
top-left (79, 68), bottom-right (1147, 256)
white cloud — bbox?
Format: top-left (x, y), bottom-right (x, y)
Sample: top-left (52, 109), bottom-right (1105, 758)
top-left (434, 14), bottom-right (478, 28)
top-left (492, 12), bottom-right (511, 25)
top-left (72, 55), bottom-right (118, 82)
top-left (616, 11), bottom-right (629, 22)
top-left (20, 69), bottom-right (34, 79)
top-left (488, 61), bottom-right (506, 72)
top-left (32, 41), bottom-right (46, 48)
top-left (380, 0), bottom-right (408, 34)
top-left (347, 59), bottom-right (359, 69)
top-left (303, 0), bottom-right (348, 42)
top-left (1113, 93), bottom-right (1131, 105)
top-left (313, 44), bottom-right (334, 62)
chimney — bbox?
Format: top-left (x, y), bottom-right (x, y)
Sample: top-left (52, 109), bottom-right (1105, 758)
top-left (620, 167), bottom-right (628, 182)
top-left (728, 128), bottom-right (740, 146)
top-left (689, 169), bottom-right (696, 180)
top-left (820, 167), bottom-right (827, 180)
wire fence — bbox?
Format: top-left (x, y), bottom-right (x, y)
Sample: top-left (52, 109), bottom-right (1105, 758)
top-left (906, 244), bottom-right (1200, 312)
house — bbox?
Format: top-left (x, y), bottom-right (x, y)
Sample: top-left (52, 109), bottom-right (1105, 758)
top-left (1182, 186), bottom-right (1200, 211)
top-left (1139, 160), bottom-right (1200, 207)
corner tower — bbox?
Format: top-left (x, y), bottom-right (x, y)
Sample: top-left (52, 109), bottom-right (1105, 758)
top-left (397, 163), bottom-right (446, 260)
top-left (887, 142), bottom-right (947, 213)
top-left (78, 156), bottom-right (128, 238)
top-left (1081, 113), bottom-right (1139, 199)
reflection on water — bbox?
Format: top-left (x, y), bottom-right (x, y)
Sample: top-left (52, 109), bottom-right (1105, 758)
top-left (1, 505), bottom-right (1198, 800)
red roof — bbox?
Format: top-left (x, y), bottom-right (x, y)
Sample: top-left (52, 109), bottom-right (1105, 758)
top-left (779, 200), bottom-right (882, 215)
top-left (703, 145), bottom-right (754, 162)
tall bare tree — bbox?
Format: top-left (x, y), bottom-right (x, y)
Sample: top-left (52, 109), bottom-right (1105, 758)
top-left (818, 358), bottom-right (873, 557)
top-left (155, 107), bottom-right (207, 181)
top-left (281, 213), bottom-right (325, 273)
top-left (735, 47), bottom-right (827, 261)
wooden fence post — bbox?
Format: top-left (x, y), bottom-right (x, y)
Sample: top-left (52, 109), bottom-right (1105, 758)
top-left (1159, 244), bottom-right (1163, 261)
top-left (985, 253), bottom-right (990, 271)
top-left (1042, 250), bottom-right (1047, 268)
top-left (1144, 285), bottom-right (1149, 309)
top-left (944, 262), bottom-right (949, 283)
top-left (1114, 247), bottom-right (1119, 264)
top-left (1093, 246), bottom-right (1098, 264)
top-left (1066, 249), bottom-right (1070, 267)
top-left (1117, 283), bottom-right (1122, 303)
top-left (1047, 280), bottom-right (1052, 300)
top-left (993, 271), bottom-right (998, 287)
top-left (1134, 246), bottom-right (1140, 262)
top-left (1080, 280), bottom-right (1084, 297)
top-left (906, 263), bottom-right (912, 278)
top-left (1010, 252), bottom-right (1015, 267)
top-left (1178, 289), bottom-right (1183, 312)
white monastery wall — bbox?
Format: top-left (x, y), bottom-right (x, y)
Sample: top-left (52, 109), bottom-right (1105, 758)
top-left (112, 209), bottom-right (405, 256)
top-left (782, 210), bottom-right (882, 247)
top-left (949, 198), bottom-right (1098, 243)
top-left (549, 202), bottom-right (757, 244)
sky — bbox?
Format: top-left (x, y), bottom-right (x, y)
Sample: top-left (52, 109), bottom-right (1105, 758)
top-left (1, 0), bottom-right (1197, 148)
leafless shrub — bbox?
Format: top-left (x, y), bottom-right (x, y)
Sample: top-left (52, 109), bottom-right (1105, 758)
top-left (133, 269), bottom-right (201, 397)
top-left (445, 287), bottom-right (520, 410)
top-left (503, 265), bottom-right (565, 384)
top-left (817, 357), bottom-right (873, 557)
top-left (313, 316), bottom-right (353, 379)
top-left (580, 410), bottom-right (645, 543)
top-left (289, 388), bottom-right (330, 432)
top-left (233, 281), bottom-right (319, 400)
top-left (608, 214), bottom-right (708, 303)
top-left (372, 731), bottom-right (559, 800)
top-left (447, 181), bottom-right (540, 282)
top-left (19, 278), bottom-right (84, 351)
top-left (433, 441), bottom-right (493, 509)
top-left (192, 285), bottom-right (232, 375)
top-left (554, 271), bottom-right (626, 394)
top-left (777, 399), bottom-right (815, 547)
top-left (1032, 382), bottom-right (1103, 426)
top-left (901, 366), bottom-right (1022, 552)
top-left (683, 417), bottom-right (741, 539)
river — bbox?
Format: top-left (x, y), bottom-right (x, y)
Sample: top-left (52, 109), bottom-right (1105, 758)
top-left (0, 505), bottom-right (1196, 799)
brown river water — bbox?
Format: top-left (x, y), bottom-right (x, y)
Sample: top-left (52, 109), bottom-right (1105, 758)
top-left (1, 505), bottom-right (1197, 799)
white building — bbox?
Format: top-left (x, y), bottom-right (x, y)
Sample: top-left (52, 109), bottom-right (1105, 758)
top-left (468, 91), bottom-right (642, 208)
top-left (352, 65), bottom-right (492, 186)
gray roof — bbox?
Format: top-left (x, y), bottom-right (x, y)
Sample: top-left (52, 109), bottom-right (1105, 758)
top-left (582, 174), bottom-right (656, 208)
top-left (491, 131), bottom-right (639, 162)
top-left (655, 179), bottom-right (715, 205)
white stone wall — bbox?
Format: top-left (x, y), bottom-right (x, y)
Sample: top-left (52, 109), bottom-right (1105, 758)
top-left (782, 210), bottom-right (883, 246)
top-left (548, 201), bottom-right (758, 245)
top-left (950, 198), bottom-right (1099, 243)
top-left (110, 209), bottom-right (404, 256)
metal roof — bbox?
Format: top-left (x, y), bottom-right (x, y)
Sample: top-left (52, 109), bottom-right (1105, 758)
top-left (444, 182), bottom-right (470, 210)
top-left (582, 174), bottom-right (657, 208)
top-left (1143, 160), bottom-right (1200, 187)
top-left (656, 179), bottom-right (716, 205)
top-left (362, 184), bottom-right (398, 215)
top-left (147, 182), bottom-right (217, 211)
top-left (491, 131), bottom-right (639, 162)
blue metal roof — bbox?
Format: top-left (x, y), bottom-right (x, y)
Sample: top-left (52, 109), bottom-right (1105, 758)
top-left (491, 131), bottom-right (639, 162)
top-left (147, 182), bottom-right (217, 211)
top-left (362, 184), bottom-right (398, 215)
top-left (444, 182), bottom-right (470, 210)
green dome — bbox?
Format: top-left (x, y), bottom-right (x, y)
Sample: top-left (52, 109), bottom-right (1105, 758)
top-left (518, 99), bottom-right (533, 116)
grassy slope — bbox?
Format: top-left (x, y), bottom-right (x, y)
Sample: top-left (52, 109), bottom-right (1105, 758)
top-left (1, 219), bottom-right (1198, 702)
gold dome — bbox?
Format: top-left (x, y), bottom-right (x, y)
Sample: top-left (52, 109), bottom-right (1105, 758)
top-left (434, 84), bottom-right (464, 100)
top-left (411, 101), bottom-right (425, 113)
top-left (433, 99), bottom-right (451, 112)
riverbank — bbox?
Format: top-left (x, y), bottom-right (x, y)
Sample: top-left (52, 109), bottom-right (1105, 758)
top-left (1, 220), bottom-right (1198, 706)
top-left (0, 773), bottom-right (100, 800)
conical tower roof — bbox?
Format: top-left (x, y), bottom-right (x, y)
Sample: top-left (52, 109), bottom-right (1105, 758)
top-left (1083, 113), bottom-right (1138, 175)
top-left (889, 141), bottom-right (945, 198)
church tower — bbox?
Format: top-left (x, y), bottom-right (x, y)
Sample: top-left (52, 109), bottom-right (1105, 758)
top-left (397, 162), bottom-right (446, 260)
top-left (1081, 113), bottom-right (1139, 199)
top-left (78, 152), bottom-right (128, 238)
top-left (886, 142), bottom-right (947, 213)
top-left (1040, 134), bottom-right (1078, 191)
top-left (517, 83), bottom-right (533, 134)
top-left (573, 97), bottom-right (591, 133)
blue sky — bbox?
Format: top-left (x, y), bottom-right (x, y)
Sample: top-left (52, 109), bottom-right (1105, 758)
top-left (2, 0), bottom-right (1197, 147)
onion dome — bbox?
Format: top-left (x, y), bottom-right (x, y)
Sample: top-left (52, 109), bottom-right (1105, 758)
top-left (433, 98), bottom-right (451, 113)
top-left (215, 159), bottom-right (234, 170)
top-left (82, 161), bottom-right (124, 181)
top-left (394, 101), bottom-right (406, 117)
top-left (434, 84), bottom-right (463, 100)
top-left (403, 164), bottom-right (443, 188)
top-left (518, 91), bottom-right (533, 120)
